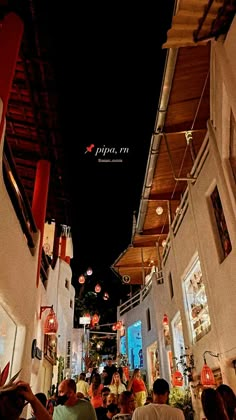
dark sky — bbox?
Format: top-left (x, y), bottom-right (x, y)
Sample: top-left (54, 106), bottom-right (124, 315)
top-left (45, 1), bottom-right (175, 311)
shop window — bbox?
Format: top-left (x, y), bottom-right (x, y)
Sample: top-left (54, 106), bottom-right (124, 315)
top-left (183, 257), bottom-right (211, 344)
top-left (127, 321), bottom-right (143, 369)
top-left (210, 186), bottom-right (232, 260)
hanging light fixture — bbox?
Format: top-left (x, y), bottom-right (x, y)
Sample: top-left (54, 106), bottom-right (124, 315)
top-left (156, 206), bottom-right (164, 215)
top-left (95, 283), bottom-right (101, 293)
top-left (200, 350), bottom-right (219, 387)
top-left (40, 305), bottom-right (58, 335)
top-left (103, 292), bottom-right (109, 300)
top-left (162, 314), bottom-right (169, 326)
top-left (86, 267), bottom-right (93, 276)
top-left (172, 367), bottom-right (184, 387)
top-left (78, 274), bottom-right (86, 284)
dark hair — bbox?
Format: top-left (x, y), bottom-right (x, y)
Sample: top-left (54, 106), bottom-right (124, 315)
top-left (153, 378), bottom-right (170, 395)
top-left (102, 386), bottom-right (110, 395)
top-left (107, 403), bottom-right (118, 413)
top-left (217, 384), bottom-right (236, 420)
top-left (79, 372), bottom-right (86, 380)
top-left (35, 392), bottom-right (47, 407)
top-left (201, 387), bottom-right (229, 420)
top-left (118, 390), bottom-right (133, 406)
top-left (66, 378), bottom-right (77, 393)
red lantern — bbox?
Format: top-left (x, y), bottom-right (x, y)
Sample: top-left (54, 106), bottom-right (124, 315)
top-left (92, 314), bottom-right (99, 325)
top-left (162, 314), bottom-right (169, 326)
top-left (172, 370), bottom-right (184, 387)
top-left (112, 324), bottom-right (117, 331)
top-left (43, 307), bottom-right (58, 335)
top-left (201, 363), bottom-right (215, 387)
top-left (116, 321), bottom-right (122, 330)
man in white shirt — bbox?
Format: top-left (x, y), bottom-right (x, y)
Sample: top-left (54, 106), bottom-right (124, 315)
top-left (132, 378), bottom-right (185, 420)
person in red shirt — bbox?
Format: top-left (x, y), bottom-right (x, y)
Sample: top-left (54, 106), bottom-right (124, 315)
top-left (127, 368), bottom-right (147, 407)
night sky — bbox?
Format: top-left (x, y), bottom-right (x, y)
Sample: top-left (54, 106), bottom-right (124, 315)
top-left (41, 1), bottom-right (175, 320)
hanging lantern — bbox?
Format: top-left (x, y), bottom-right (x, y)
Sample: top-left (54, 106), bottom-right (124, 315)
top-left (112, 324), bottom-right (117, 331)
top-left (115, 321), bottom-right (122, 330)
top-left (43, 307), bottom-right (58, 335)
top-left (92, 314), bottom-right (100, 325)
top-left (172, 370), bottom-right (184, 387)
top-left (86, 267), bottom-right (93, 276)
top-left (201, 363), bottom-right (215, 387)
top-left (95, 283), bottom-right (101, 293)
top-left (162, 314), bottom-right (169, 326)
top-left (78, 275), bottom-right (85, 284)
top-left (103, 292), bottom-right (109, 300)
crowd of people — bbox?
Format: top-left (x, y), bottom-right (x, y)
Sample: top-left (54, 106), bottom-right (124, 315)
top-left (1, 357), bottom-right (236, 419)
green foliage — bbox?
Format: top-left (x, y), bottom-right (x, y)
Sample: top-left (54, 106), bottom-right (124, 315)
top-left (169, 387), bottom-right (194, 419)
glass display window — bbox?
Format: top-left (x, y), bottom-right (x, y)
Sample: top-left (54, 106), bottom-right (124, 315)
top-left (183, 257), bottom-right (211, 343)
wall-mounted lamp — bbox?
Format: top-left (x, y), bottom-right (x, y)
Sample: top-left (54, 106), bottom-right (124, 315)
top-left (200, 350), bottom-right (219, 387)
top-left (40, 305), bottom-right (58, 335)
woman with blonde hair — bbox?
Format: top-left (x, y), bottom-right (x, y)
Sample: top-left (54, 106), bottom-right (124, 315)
top-left (108, 372), bottom-right (126, 397)
top-left (127, 368), bottom-right (147, 407)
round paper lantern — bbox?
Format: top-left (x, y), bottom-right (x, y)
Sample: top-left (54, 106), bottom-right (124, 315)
top-left (95, 283), bottom-right (101, 293)
top-left (86, 267), bottom-right (93, 276)
top-left (78, 275), bottom-right (85, 284)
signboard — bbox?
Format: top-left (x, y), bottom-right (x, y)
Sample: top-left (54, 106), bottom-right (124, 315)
top-left (79, 316), bottom-right (91, 325)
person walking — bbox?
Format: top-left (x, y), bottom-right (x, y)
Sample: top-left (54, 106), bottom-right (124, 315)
top-left (108, 372), bottom-right (126, 398)
top-left (217, 384), bottom-right (236, 420)
top-left (102, 358), bottom-right (117, 386)
top-left (201, 387), bottom-right (230, 420)
top-left (76, 372), bottom-right (89, 398)
top-left (132, 378), bottom-right (185, 419)
top-left (112, 390), bottom-right (136, 420)
top-left (127, 368), bottom-right (147, 407)
top-left (88, 372), bottom-right (104, 408)
top-left (53, 378), bottom-right (97, 419)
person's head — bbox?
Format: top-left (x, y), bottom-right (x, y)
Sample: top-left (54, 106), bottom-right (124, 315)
top-left (79, 372), bottom-right (86, 381)
top-left (132, 368), bottom-right (141, 378)
top-left (217, 384), bottom-right (236, 420)
top-left (0, 388), bottom-right (25, 420)
top-left (91, 372), bottom-right (101, 388)
top-left (57, 378), bottom-right (77, 406)
top-left (201, 387), bottom-right (229, 420)
top-left (107, 392), bottom-right (117, 405)
top-left (106, 402), bottom-right (118, 418)
top-left (101, 386), bottom-right (110, 406)
top-left (152, 378), bottom-right (170, 404)
top-left (111, 371), bottom-right (121, 385)
top-left (31, 392), bottom-right (47, 416)
top-left (118, 390), bottom-right (136, 414)
top-left (107, 357), bottom-right (113, 367)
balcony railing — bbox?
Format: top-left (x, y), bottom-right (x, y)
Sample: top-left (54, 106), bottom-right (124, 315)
top-left (118, 270), bottom-right (163, 317)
